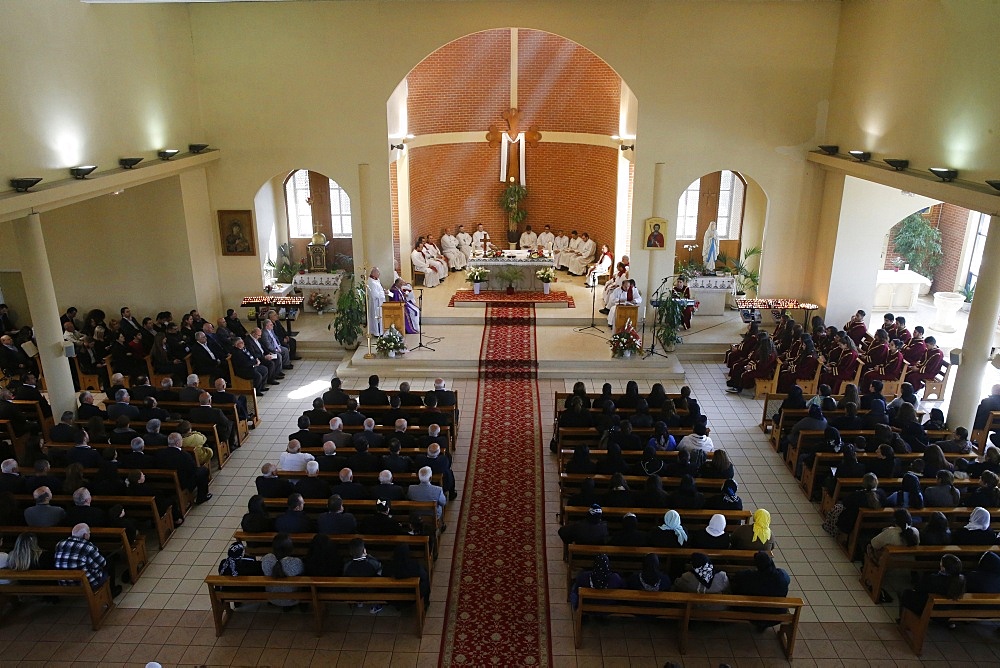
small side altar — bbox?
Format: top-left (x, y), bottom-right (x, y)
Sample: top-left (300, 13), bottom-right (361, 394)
top-left (293, 271), bottom-right (345, 312)
top-left (687, 275), bottom-right (735, 316)
top-left (468, 249), bottom-right (555, 292)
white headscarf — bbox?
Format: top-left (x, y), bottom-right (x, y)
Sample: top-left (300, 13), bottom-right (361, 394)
top-left (966, 506), bottom-right (991, 531)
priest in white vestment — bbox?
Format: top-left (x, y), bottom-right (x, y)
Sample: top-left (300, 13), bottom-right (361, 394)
top-left (519, 225), bottom-right (538, 250)
top-left (585, 244), bottom-right (614, 287)
top-left (537, 225), bottom-right (555, 251)
top-left (411, 243), bottom-right (442, 288)
top-left (472, 223), bottom-right (491, 252)
top-left (555, 231), bottom-right (579, 269)
top-left (440, 228), bottom-right (467, 270)
top-left (424, 235), bottom-right (449, 271)
top-left (456, 225), bottom-right (474, 262)
top-left (607, 279), bottom-right (643, 327)
top-left (366, 267), bottom-right (387, 336)
top-left (567, 233), bottom-right (596, 276)
top-left (602, 261), bottom-right (630, 310)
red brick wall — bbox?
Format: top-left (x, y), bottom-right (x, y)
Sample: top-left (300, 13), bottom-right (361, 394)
top-left (517, 30), bottom-right (620, 135)
top-left (932, 203), bottom-right (972, 292)
top-left (406, 30), bottom-right (511, 136)
top-left (883, 206), bottom-right (940, 270)
top-left (389, 161), bottom-right (400, 273)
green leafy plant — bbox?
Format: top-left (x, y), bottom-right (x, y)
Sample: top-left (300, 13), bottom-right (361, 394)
top-left (495, 265), bottom-right (522, 289)
top-left (466, 266), bottom-right (491, 283)
top-left (719, 246), bottom-right (762, 296)
top-left (654, 294), bottom-right (685, 349)
top-left (499, 182), bottom-right (527, 242)
top-left (375, 324), bottom-right (406, 354)
top-left (328, 273), bottom-right (366, 346)
top-left (961, 284), bottom-right (975, 303)
top-left (266, 243), bottom-right (297, 283)
top-left (893, 214), bottom-right (943, 279)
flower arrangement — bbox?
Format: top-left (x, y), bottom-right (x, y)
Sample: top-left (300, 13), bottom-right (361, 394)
top-left (609, 324), bottom-right (642, 357)
top-left (308, 291), bottom-right (333, 312)
top-left (536, 267), bottom-right (556, 283)
top-left (375, 324), bottom-right (406, 355)
top-left (485, 248), bottom-right (505, 258)
top-left (466, 266), bottom-right (491, 283)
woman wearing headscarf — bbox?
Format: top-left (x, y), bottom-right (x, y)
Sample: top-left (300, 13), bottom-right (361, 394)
top-left (629, 399), bottom-right (654, 429)
top-left (771, 385), bottom-right (806, 423)
top-left (923, 470), bottom-right (961, 507)
top-left (564, 445), bottom-right (596, 475)
top-left (567, 478), bottom-right (599, 508)
top-left (707, 479), bottom-right (743, 511)
top-left (919, 511), bottom-right (952, 546)
top-left (731, 509), bottom-right (775, 551)
top-left (837, 472), bottom-right (887, 535)
top-left (304, 534), bottom-right (342, 577)
top-left (866, 444), bottom-right (897, 479)
top-left (241, 494), bottom-right (273, 533)
top-left (388, 543), bottom-right (430, 607)
top-left (886, 472), bottom-right (925, 509)
top-left (564, 381), bottom-right (592, 410)
top-left (860, 399), bottom-right (890, 431)
top-left (570, 553), bottom-right (624, 609)
top-left (602, 472), bottom-right (634, 508)
top-left (636, 474), bottom-right (670, 508)
top-left (672, 552), bottom-right (730, 594)
top-left (731, 552), bottom-right (791, 629)
top-left (966, 550), bottom-right (1000, 593)
top-left (648, 509), bottom-right (688, 548)
top-left (635, 446), bottom-right (664, 477)
top-left (669, 474), bottom-right (705, 510)
top-left (689, 513), bottom-right (731, 550)
top-left (609, 512), bottom-right (648, 547)
top-left (627, 553), bottom-right (672, 592)
top-left (646, 422), bottom-right (676, 452)
top-left (597, 444), bottom-right (629, 476)
top-left (218, 540), bottom-right (263, 576)
top-left (899, 553), bottom-right (966, 622)
top-left (558, 396), bottom-right (594, 429)
top-left (952, 507), bottom-right (1000, 545)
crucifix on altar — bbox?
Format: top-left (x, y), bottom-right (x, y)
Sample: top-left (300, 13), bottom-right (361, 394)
top-left (486, 108), bottom-right (542, 186)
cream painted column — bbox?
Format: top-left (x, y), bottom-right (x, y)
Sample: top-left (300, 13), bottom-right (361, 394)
top-left (14, 213), bottom-right (75, 417)
top-left (643, 162), bottom-right (675, 299)
top-left (357, 163), bottom-right (393, 291)
top-left (949, 215), bottom-right (1000, 431)
top-left (395, 151), bottom-right (413, 282)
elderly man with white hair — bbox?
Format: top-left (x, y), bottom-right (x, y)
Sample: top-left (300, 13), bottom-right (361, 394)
top-left (178, 374), bottom-right (204, 403)
top-left (294, 460), bottom-right (331, 499)
top-left (24, 486), bottom-right (66, 527)
top-left (352, 418), bottom-right (385, 450)
top-left (76, 391), bottom-right (107, 421)
top-left (416, 440), bottom-right (457, 500)
top-left (119, 436), bottom-right (154, 470)
top-left (370, 469), bottom-right (406, 501)
top-left (331, 467), bottom-right (366, 499)
top-left (55, 523), bottom-right (120, 596)
top-left (278, 440), bottom-right (315, 473)
top-left (317, 441), bottom-right (347, 472)
top-left (407, 466), bottom-right (447, 519)
top-left (107, 389), bottom-right (139, 421)
top-left (256, 463), bottom-right (293, 498)
top-left (0, 459), bottom-right (24, 494)
top-left (323, 416), bottom-right (353, 449)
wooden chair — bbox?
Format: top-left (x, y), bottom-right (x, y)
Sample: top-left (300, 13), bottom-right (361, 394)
top-left (72, 356), bottom-right (101, 391)
top-left (972, 410), bottom-right (1000, 449)
top-left (880, 361), bottom-right (909, 398)
top-left (797, 362), bottom-right (823, 395)
top-left (104, 354), bottom-right (130, 388)
top-left (921, 359), bottom-right (951, 401)
top-left (145, 355), bottom-right (172, 387)
top-left (754, 359), bottom-right (782, 399)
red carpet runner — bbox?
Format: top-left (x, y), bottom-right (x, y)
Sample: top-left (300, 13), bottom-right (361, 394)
top-left (448, 290), bottom-right (575, 308)
top-left (440, 304), bottom-right (551, 666)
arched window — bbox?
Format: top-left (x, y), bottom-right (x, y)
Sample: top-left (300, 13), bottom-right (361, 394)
top-left (284, 170), bottom-right (352, 239)
top-left (676, 170), bottom-right (745, 241)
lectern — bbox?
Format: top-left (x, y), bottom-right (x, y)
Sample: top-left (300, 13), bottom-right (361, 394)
top-left (614, 304), bottom-right (639, 334)
top-left (381, 301), bottom-right (405, 335)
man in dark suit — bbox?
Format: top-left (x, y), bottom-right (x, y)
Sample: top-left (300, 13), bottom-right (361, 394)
top-left (256, 463), bottom-right (294, 498)
top-left (0, 388), bottom-right (34, 436)
top-left (415, 441), bottom-right (456, 500)
top-left (303, 397), bottom-right (335, 426)
top-left (330, 468), bottom-right (366, 499)
top-left (66, 487), bottom-right (108, 528)
top-left (212, 378), bottom-right (251, 423)
top-left (382, 396), bottom-right (410, 426)
top-left (76, 391), bottom-right (108, 421)
top-left (177, 375), bottom-right (203, 403)
top-left (229, 338), bottom-right (269, 397)
top-left (109, 415), bottom-right (140, 445)
top-left (323, 417), bottom-right (353, 450)
top-left (15, 374), bottom-right (51, 417)
top-left (322, 377), bottom-right (350, 406)
top-left (419, 394), bottom-right (452, 428)
top-left (137, 397), bottom-right (170, 423)
top-left (359, 375), bottom-right (389, 406)
top-left (245, 328), bottom-right (283, 384)
top-left (369, 470), bottom-right (407, 502)
top-left (49, 410), bottom-right (78, 443)
top-left (316, 495), bottom-right (357, 534)
top-left (261, 320), bottom-right (292, 370)
top-left (118, 437), bottom-right (155, 470)
top-left (67, 430), bottom-right (103, 469)
top-left (143, 419), bottom-right (169, 446)
top-left (224, 309), bottom-right (248, 339)
top-left (268, 310), bottom-right (300, 360)
top-left (190, 332), bottom-right (228, 382)
top-left (387, 419), bottom-right (417, 450)
top-left (347, 441), bottom-right (380, 473)
top-left (338, 399), bottom-right (366, 427)
top-left (274, 493), bottom-right (311, 533)
top-left (397, 382), bottom-right (424, 407)
top-left (317, 442), bottom-right (348, 473)
top-left (294, 461), bottom-right (332, 499)
top-left (118, 306), bottom-right (142, 340)
top-left (0, 459), bottom-right (25, 494)
top-left (156, 432), bottom-right (211, 504)
top-left (156, 378), bottom-right (181, 403)
top-left (359, 499), bottom-right (406, 535)
top-left (24, 460), bottom-right (62, 493)
top-left (381, 438), bottom-right (414, 473)
top-left (128, 376), bottom-right (157, 402)
top-left (189, 392), bottom-right (235, 450)
top-left (288, 415), bottom-right (323, 447)
top-left (351, 418), bottom-right (385, 451)
top-left (107, 389), bottom-right (140, 422)
top-left (0, 334), bottom-right (33, 375)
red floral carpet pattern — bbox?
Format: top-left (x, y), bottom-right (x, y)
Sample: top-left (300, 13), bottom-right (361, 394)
top-left (440, 305), bottom-right (551, 666)
top-left (448, 290), bottom-right (574, 308)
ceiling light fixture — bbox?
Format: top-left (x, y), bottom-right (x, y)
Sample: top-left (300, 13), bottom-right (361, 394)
top-left (157, 149), bottom-right (179, 160)
top-left (188, 143), bottom-right (210, 154)
top-left (69, 165), bottom-right (98, 179)
top-left (119, 157), bottom-right (143, 169)
top-left (883, 159), bottom-right (909, 171)
top-left (817, 145), bottom-right (839, 155)
top-left (928, 167), bottom-right (958, 182)
top-left (10, 178), bottom-right (43, 192)
top-left (848, 150), bottom-right (871, 162)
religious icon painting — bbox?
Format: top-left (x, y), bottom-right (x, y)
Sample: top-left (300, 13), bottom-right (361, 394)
top-left (218, 210), bottom-right (256, 256)
top-left (644, 217), bottom-right (668, 250)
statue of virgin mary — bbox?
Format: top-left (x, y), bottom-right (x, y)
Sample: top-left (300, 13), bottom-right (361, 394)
top-left (702, 221), bottom-right (719, 271)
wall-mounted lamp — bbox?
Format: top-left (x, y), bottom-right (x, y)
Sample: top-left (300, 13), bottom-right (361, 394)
top-left (188, 143), bottom-right (210, 154)
top-left (157, 149), bottom-right (179, 160)
top-left (389, 143), bottom-right (404, 151)
top-left (848, 150), bottom-right (871, 162)
top-left (69, 165), bottom-right (98, 179)
top-left (10, 177), bottom-right (42, 192)
top-left (986, 180), bottom-right (1000, 192)
top-left (883, 159), bottom-right (909, 171)
top-left (119, 157), bottom-right (143, 169)
top-left (817, 145), bottom-right (839, 155)
top-left (620, 144), bottom-right (635, 152)
top-left (928, 167), bottom-right (958, 182)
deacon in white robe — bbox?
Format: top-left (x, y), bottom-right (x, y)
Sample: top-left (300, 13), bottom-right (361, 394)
top-left (519, 225), bottom-right (538, 250)
top-left (603, 262), bottom-right (630, 309)
top-left (472, 223), bottom-right (491, 252)
top-left (537, 225), bottom-right (555, 251)
top-left (411, 244), bottom-right (442, 288)
top-left (567, 233), bottom-right (597, 276)
top-left (607, 279), bottom-right (643, 327)
top-left (424, 236), bottom-right (449, 271)
top-left (366, 267), bottom-right (388, 336)
top-left (555, 231), bottom-right (579, 269)
top-left (456, 225), bottom-right (474, 262)
top-left (585, 245), bottom-right (614, 287)
top-left (440, 229), bottom-right (467, 270)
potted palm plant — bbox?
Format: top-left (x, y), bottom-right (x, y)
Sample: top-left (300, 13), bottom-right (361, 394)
top-left (495, 266), bottom-right (522, 295)
top-left (328, 274), bottom-right (366, 348)
top-left (499, 181), bottom-right (527, 247)
top-left (718, 246), bottom-right (763, 297)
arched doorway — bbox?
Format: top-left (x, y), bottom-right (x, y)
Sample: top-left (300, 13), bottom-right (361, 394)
top-left (386, 28), bottom-right (636, 282)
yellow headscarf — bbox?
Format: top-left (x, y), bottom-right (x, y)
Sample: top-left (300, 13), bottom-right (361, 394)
top-left (752, 509), bottom-right (772, 544)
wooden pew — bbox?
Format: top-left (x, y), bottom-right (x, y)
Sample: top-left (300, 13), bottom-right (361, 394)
top-left (45, 466), bottom-right (195, 518)
top-left (0, 525), bottom-right (148, 585)
top-left (899, 593), bottom-right (1000, 655)
top-left (274, 470), bottom-right (439, 489)
top-left (11, 493), bottom-right (174, 548)
top-left (155, 399), bottom-right (250, 447)
top-left (861, 544), bottom-right (1000, 605)
top-left (0, 420), bottom-right (28, 462)
top-left (233, 532), bottom-right (433, 583)
top-left (259, 498), bottom-right (442, 539)
top-left (574, 588), bottom-right (804, 657)
top-left (0, 569), bottom-right (115, 630)
top-left (205, 575), bottom-right (424, 637)
top-left (557, 448), bottom-right (713, 474)
top-left (304, 424), bottom-right (453, 450)
top-left (972, 410), bottom-right (1000, 450)
top-left (321, 406), bottom-right (458, 448)
top-left (72, 419), bottom-right (229, 469)
top-left (801, 450), bottom-right (970, 502)
top-left (849, 507), bottom-right (1000, 565)
top-left (820, 477), bottom-right (979, 518)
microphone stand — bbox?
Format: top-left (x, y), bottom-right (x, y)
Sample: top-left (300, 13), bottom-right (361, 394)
top-left (643, 274), bottom-right (679, 360)
top-left (574, 279), bottom-right (606, 336)
top-left (408, 288), bottom-right (436, 352)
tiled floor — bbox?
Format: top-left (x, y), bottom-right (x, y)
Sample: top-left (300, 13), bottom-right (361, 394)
top-left (3, 349), bottom-right (1000, 665)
